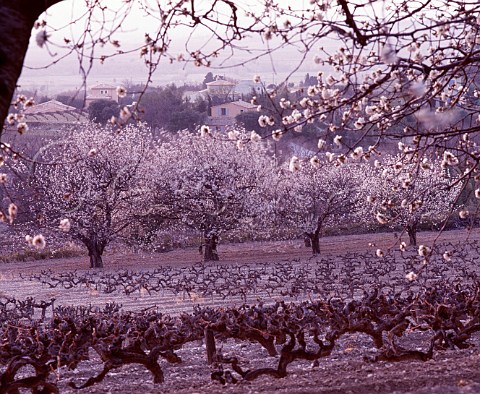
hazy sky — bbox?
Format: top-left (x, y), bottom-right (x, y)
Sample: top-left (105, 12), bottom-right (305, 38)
top-left (20, 0), bottom-right (322, 94)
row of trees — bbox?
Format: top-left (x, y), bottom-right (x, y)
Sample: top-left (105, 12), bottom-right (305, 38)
top-left (4, 124), bottom-right (462, 268)
top-left (3, 1), bottom-right (480, 185)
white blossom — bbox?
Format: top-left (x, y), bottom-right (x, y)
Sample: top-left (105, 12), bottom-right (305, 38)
top-left (459, 209), bottom-right (469, 219)
top-left (59, 218), bottom-right (71, 232)
top-left (376, 212), bottom-right (388, 224)
top-left (307, 86), bottom-right (318, 96)
top-left (228, 129), bottom-right (240, 140)
top-left (8, 203), bottom-right (17, 224)
top-left (17, 122), bottom-right (28, 134)
top-left (325, 152), bottom-right (335, 162)
top-left (350, 146), bottom-right (363, 159)
top-left (310, 156), bottom-right (321, 168)
top-left (418, 244), bottom-right (430, 257)
top-left (258, 115), bottom-right (269, 127)
top-left (291, 109), bottom-right (302, 122)
top-left (25, 235), bottom-right (33, 246)
top-left (365, 105), bottom-right (377, 115)
top-left (120, 106), bottom-right (131, 121)
top-left (32, 234), bottom-right (46, 249)
top-left (354, 117), bottom-right (365, 129)
top-left (250, 130), bottom-right (261, 142)
top-left (405, 271), bottom-right (417, 281)
top-left (236, 140), bottom-right (245, 150)
top-left (116, 86), bottom-right (127, 98)
top-left (272, 130), bottom-right (283, 141)
top-left (200, 125), bottom-right (211, 137)
top-left (289, 156), bottom-right (300, 172)
top-left (442, 151), bottom-right (459, 167)
top-left (279, 98), bottom-right (290, 109)
top-left (326, 74), bottom-right (336, 86)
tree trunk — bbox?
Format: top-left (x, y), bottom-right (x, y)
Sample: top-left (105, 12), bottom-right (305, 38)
top-left (406, 224), bottom-right (417, 246)
top-left (84, 238), bottom-right (105, 268)
top-left (203, 234), bottom-right (219, 261)
top-left (88, 246), bottom-right (103, 268)
top-left (306, 232), bottom-right (320, 255)
top-left (0, 1), bottom-right (64, 131)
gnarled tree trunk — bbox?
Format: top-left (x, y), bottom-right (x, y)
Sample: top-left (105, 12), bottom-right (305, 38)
top-left (203, 233), bottom-right (219, 262)
top-left (305, 231), bottom-right (321, 255)
top-left (83, 238), bottom-right (106, 268)
top-left (406, 223), bottom-right (417, 246)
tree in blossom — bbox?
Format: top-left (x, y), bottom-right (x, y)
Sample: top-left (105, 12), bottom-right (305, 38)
top-left (27, 123), bottom-right (156, 268)
top-left (362, 155), bottom-right (463, 246)
top-left (3, 0), bottom-right (480, 254)
top-left (276, 157), bottom-right (367, 255)
top-left (154, 129), bottom-right (275, 261)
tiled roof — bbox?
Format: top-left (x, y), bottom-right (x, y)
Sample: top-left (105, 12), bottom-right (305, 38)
top-left (23, 100), bottom-right (88, 124)
top-left (90, 83), bottom-right (117, 89)
top-left (25, 112), bottom-right (88, 124)
top-left (211, 100), bottom-right (257, 110)
top-left (24, 100), bottom-right (77, 114)
top-left (233, 100), bottom-right (257, 109)
top-left (86, 94), bottom-right (114, 100)
top-left (206, 80), bottom-right (235, 86)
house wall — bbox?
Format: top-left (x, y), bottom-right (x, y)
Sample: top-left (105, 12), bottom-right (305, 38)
top-left (207, 101), bottom-right (257, 132)
top-left (212, 102), bottom-right (249, 118)
top-left (90, 87), bottom-right (118, 101)
top-left (85, 85), bottom-right (119, 107)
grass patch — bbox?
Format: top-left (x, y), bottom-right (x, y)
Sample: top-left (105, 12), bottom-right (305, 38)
top-left (0, 246), bottom-right (84, 263)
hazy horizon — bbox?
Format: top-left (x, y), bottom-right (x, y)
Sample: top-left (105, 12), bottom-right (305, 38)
top-left (18, 0), bottom-right (330, 96)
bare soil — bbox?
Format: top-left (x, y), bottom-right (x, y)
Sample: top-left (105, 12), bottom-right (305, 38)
top-left (2, 228), bottom-right (480, 393)
top-left (2, 228), bottom-right (479, 273)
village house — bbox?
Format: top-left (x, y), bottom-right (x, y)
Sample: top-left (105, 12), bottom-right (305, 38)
top-left (204, 79), bottom-right (236, 101)
top-left (183, 79), bottom-right (265, 102)
top-left (85, 83), bottom-right (119, 107)
top-left (206, 100), bottom-right (257, 132)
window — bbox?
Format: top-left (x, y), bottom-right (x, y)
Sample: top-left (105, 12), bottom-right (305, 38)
top-left (220, 107), bottom-right (227, 116)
